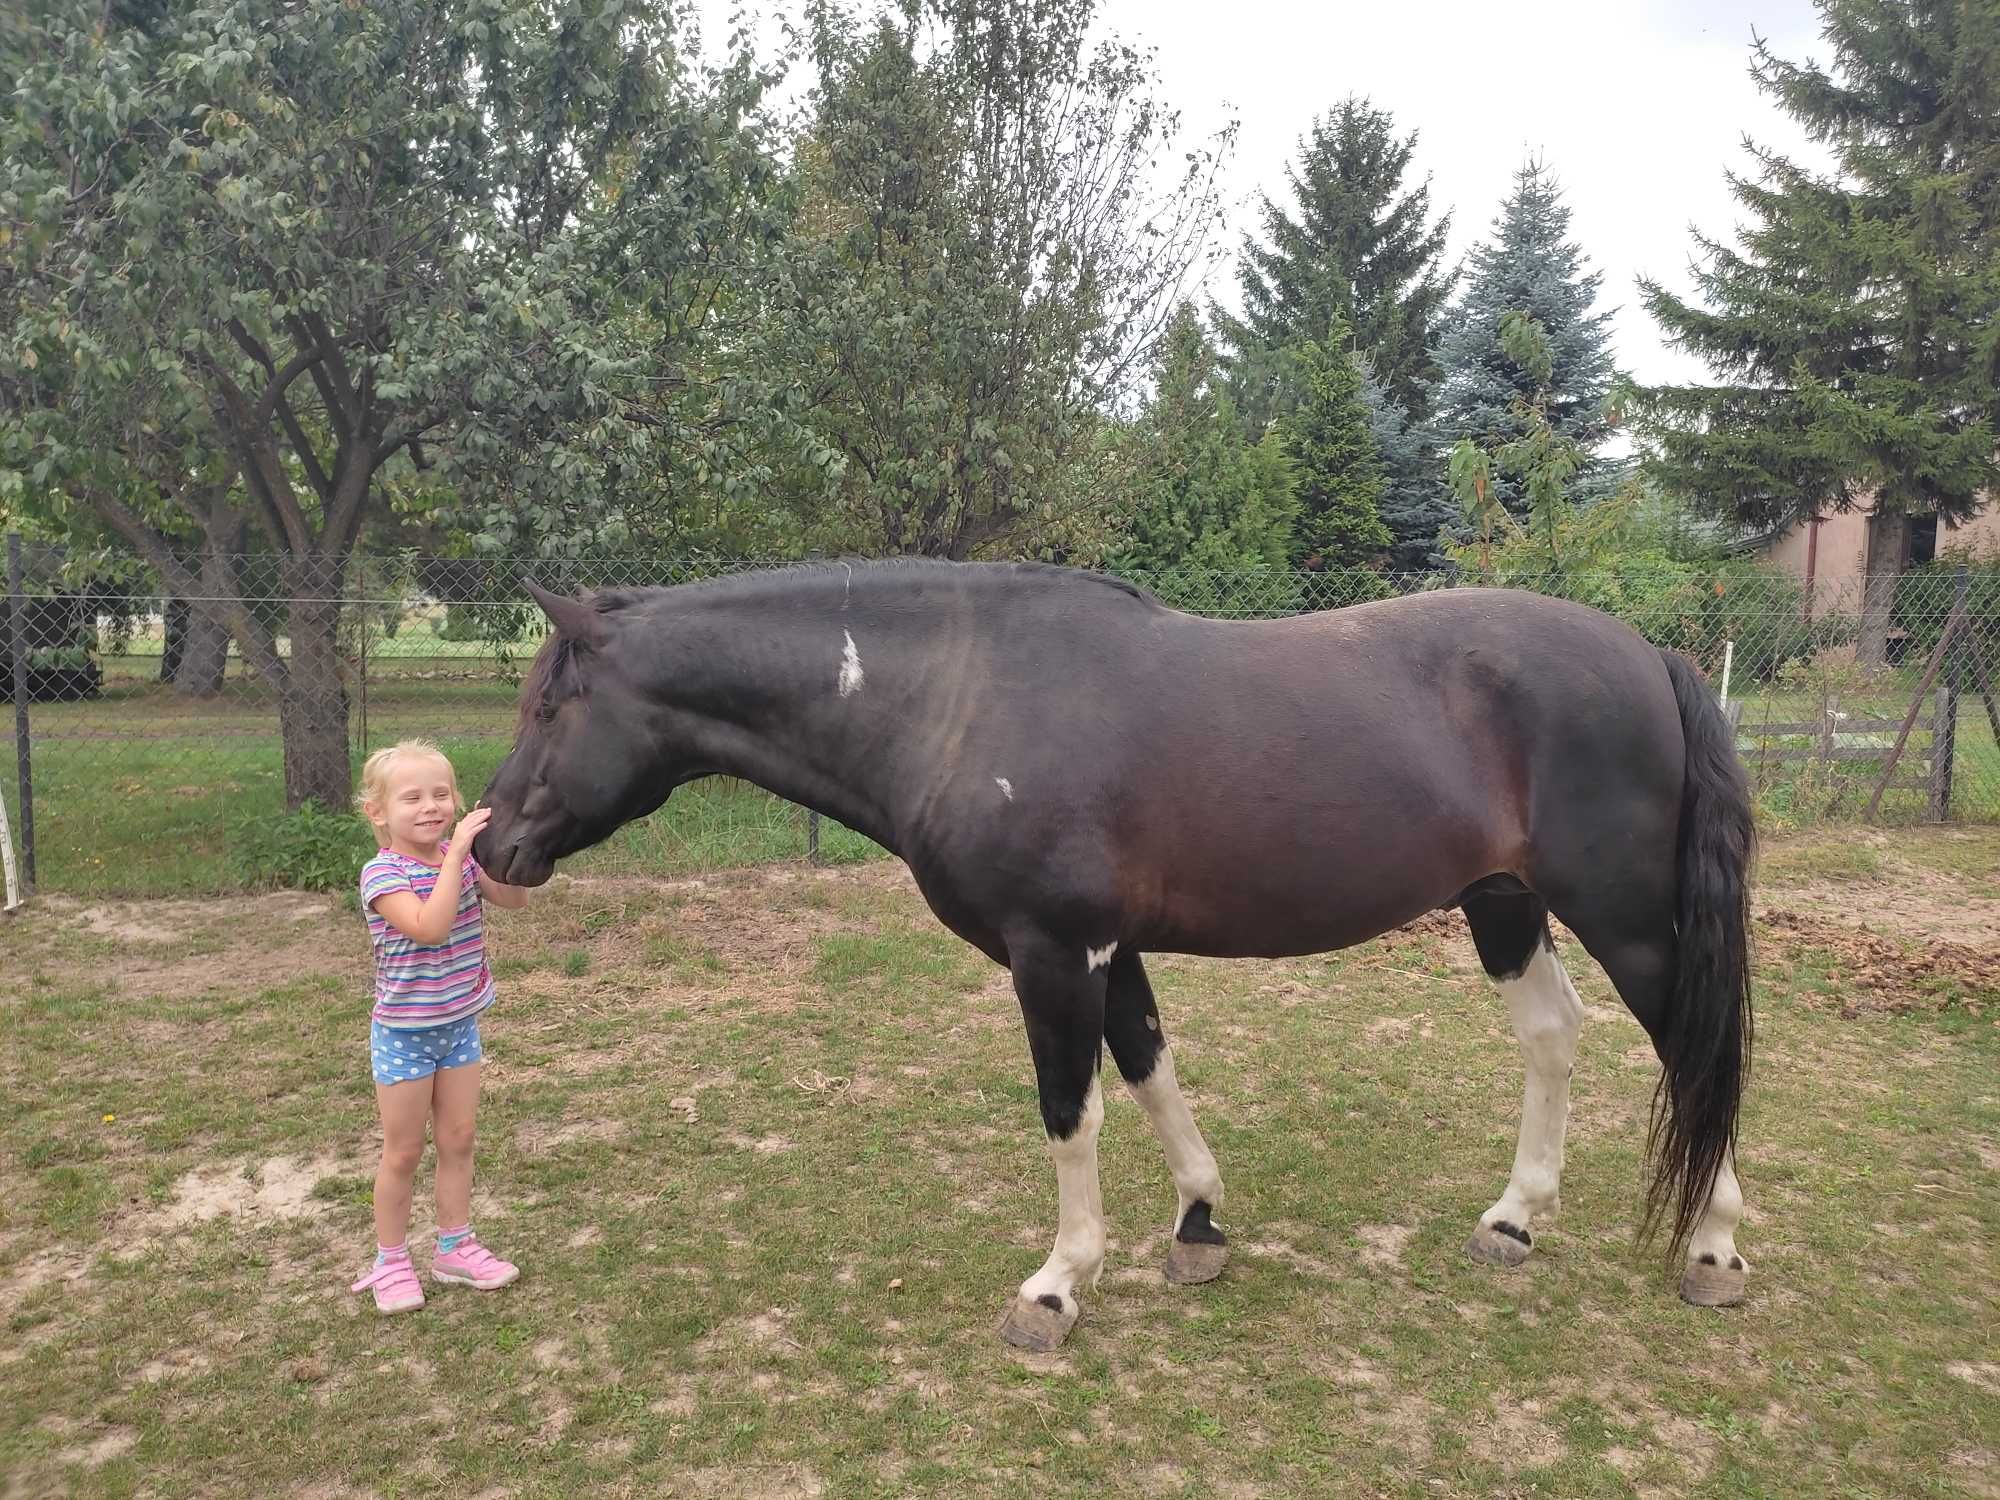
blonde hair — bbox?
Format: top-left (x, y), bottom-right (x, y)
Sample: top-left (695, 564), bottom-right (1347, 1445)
top-left (354, 739), bottom-right (463, 822)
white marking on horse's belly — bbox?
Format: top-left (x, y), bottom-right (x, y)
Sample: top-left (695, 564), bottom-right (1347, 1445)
top-left (838, 631), bottom-right (864, 697)
top-left (994, 777), bottom-right (1013, 800)
top-left (1086, 942), bottom-right (1117, 971)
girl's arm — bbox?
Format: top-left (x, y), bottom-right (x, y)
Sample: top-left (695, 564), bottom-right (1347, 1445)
top-left (369, 857), bottom-right (467, 945)
top-left (478, 872), bottom-right (530, 909)
top-left (367, 808), bottom-right (492, 944)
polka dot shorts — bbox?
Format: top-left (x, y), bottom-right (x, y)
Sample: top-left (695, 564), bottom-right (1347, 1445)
top-left (370, 1015), bottom-right (482, 1087)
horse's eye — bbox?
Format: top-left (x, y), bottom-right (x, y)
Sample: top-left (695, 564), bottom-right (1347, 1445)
top-left (535, 701), bottom-right (558, 725)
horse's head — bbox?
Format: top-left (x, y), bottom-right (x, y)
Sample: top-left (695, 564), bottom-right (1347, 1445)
top-left (471, 581), bottom-right (679, 886)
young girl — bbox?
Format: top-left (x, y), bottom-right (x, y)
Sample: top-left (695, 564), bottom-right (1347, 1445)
top-left (350, 740), bottom-right (530, 1314)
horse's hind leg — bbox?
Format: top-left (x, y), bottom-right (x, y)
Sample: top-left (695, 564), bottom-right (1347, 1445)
top-left (1462, 885), bottom-right (1583, 1268)
top-left (1103, 951), bottom-right (1227, 1285)
top-left (1564, 911), bottom-right (1749, 1306)
top-left (997, 933), bottom-right (1110, 1352)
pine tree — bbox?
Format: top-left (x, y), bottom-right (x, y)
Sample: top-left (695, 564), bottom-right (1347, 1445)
top-left (1433, 157), bottom-right (1619, 523)
top-left (1113, 306), bottom-right (1299, 575)
top-left (1361, 365), bottom-right (1452, 569)
top-left (1285, 322), bottom-right (1394, 568)
top-left (1215, 96), bottom-right (1453, 430)
top-left (1637, 0), bottom-right (2000, 664)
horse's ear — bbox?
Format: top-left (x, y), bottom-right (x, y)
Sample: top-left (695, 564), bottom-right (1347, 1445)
top-left (524, 579), bottom-right (607, 647)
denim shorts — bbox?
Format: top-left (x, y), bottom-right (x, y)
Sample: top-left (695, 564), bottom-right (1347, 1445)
top-left (369, 1015), bottom-right (483, 1087)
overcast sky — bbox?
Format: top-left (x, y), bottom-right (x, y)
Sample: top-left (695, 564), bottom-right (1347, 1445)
top-left (697, 0), bottom-right (1836, 391)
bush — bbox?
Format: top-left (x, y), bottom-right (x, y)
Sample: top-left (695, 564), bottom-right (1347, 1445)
top-left (229, 802), bottom-right (376, 894)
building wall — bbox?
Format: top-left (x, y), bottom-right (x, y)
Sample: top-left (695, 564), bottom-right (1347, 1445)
top-left (1759, 498), bottom-right (2000, 612)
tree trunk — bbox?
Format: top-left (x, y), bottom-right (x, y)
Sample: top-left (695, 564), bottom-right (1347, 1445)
top-left (277, 570), bottom-right (351, 811)
top-left (172, 607), bottom-right (232, 695)
top-left (1855, 508), bottom-right (1911, 668)
top-left (171, 544), bottom-right (242, 696)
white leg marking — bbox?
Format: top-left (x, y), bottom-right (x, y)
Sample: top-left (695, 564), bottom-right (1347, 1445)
top-left (1019, 1076), bottom-right (1106, 1310)
top-left (1086, 942), bottom-right (1117, 972)
top-left (994, 776), bottom-right (1013, 800)
top-left (1689, 1150), bottom-right (1747, 1271)
top-left (1127, 1045), bottom-right (1223, 1232)
top-left (1479, 941), bottom-right (1584, 1235)
top-left (837, 630), bottom-right (864, 697)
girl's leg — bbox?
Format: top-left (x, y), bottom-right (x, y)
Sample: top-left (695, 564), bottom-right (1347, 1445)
top-left (374, 1074), bottom-right (435, 1250)
top-left (430, 1059), bottom-right (481, 1234)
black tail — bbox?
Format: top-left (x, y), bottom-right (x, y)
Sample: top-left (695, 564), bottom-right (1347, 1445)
top-left (1646, 650), bottom-right (1756, 1259)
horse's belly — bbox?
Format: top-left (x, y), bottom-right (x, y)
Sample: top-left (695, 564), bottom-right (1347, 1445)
top-left (1130, 809), bottom-right (1488, 960)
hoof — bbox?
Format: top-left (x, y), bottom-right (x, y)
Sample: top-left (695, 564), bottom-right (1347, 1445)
top-left (998, 1294), bottom-right (1079, 1352)
top-left (1165, 1238), bottom-right (1228, 1285)
top-left (1465, 1220), bottom-right (1533, 1268)
top-left (1680, 1256), bottom-right (1747, 1307)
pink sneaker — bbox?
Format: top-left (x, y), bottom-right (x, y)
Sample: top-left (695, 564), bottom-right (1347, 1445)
top-left (431, 1234), bottom-right (519, 1290)
top-left (352, 1255), bottom-right (425, 1314)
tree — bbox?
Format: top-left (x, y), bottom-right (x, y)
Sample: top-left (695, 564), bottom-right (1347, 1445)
top-left (1433, 157), bottom-right (1619, 522)
top-left (1111, 305), bottom-right (1298, 577)
top-left (0, 0), bottom-right (790, 805)
top-left (774, 0), bottom-right (1234, 560)
top-left (1215, 96), bottom-right (1454, 430)
top-left (1361, 366), bottom-right (1451, 569)
top-left (1284, 321), bottom-right (1393, 569)
top-left (1446, 311), bottom-right (1592, 570)
top-left (1637, 0), bottom-right (2000, 665)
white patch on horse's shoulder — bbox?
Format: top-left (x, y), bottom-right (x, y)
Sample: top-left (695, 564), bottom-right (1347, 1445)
top-left (994, 776), bottom-right (1013, 800)
top-left (838, 631), bottom-right (864, 697)
top-left (1086, 942), bottom-right (1117, 971)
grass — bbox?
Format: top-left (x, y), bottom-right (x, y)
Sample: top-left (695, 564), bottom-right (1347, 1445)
top-left (1, 829), bottom-right (1996, 1497)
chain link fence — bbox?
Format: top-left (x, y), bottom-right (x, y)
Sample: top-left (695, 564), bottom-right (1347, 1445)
top-left (6, 538), bottom-right (1998, 897)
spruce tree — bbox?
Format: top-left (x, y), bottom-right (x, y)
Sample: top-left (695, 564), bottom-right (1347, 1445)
top-left (1362, 366), bottom-right (1452, 569)
top-left (1113, 306), bottom-right (1299, 575)
top-left (1433, 157), bottom-right (1619, 523)
top-left (1285, 321), bottom-right (1394, 568)
top-left (1215, 96), bottom-right (1453, 430)
top-left (1638, 0), bottom-right (2000, 663)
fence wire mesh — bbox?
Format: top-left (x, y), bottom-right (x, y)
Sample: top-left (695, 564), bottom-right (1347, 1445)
top-left (6, 541), bottom-right (1998, 896)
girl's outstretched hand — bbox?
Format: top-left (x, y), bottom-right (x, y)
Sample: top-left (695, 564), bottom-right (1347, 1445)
top-left (454, 806), bottom-right (493, 864)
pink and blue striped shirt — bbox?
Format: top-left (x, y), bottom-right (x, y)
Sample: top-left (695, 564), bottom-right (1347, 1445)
top-left (360, 843), bottom-right (496, 1030)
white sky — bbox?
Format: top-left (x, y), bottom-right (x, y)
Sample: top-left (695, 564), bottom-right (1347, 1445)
top-left (697, 0), bottom-right (1836, 391)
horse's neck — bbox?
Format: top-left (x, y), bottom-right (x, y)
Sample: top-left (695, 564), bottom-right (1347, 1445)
top-left (660, 577), bottom-right (960, 855)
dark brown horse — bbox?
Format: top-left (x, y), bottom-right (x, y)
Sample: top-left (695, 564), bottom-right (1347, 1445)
top-left (472, 560), bottom-right (1755, 1350)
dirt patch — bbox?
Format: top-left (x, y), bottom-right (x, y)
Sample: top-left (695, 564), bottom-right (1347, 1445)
top-left (57, 1426), bottom-right (138, 1468)
top-left (1771, 865), bottom-right (2000, 950)
top-left (1466, 1395), bottom-right (1566, 1472)
top-left (131, 1154), bottom-right (350, 1242)
top-left (1756, 905), bottom-right (2000, 1012)
top-left (517, 1119), bottom-right (626, 1152)
top-left (666, 1466), bottom-right (824, 1499)
top-left (722, 1131), bottom-right (795, 1155)
top-left (1353, 1224), bottom-right (1414, 1273)
top-left (1946, 1361), bottom-right (2000, 1394)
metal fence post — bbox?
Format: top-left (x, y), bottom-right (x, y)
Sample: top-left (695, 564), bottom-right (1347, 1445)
top-left (1928, 562), bottom-right (1968, 823)
top-left (7, 534), bottom-right (34, 890)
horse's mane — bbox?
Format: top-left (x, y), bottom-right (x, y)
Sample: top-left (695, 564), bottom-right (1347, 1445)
top-left (663, 557), bottom-right (1156, 605)
top-left (516, 562), bottom-right (1154, 723)
top-left (516, 589), bottom-right (647, 726)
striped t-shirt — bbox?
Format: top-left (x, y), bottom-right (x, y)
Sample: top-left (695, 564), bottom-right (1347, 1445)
top-left (359, 844), bottom-right (496, 1030)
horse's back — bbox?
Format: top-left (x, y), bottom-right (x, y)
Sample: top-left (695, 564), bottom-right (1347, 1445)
top-left (1071, 587), bottom-right (1686, 957)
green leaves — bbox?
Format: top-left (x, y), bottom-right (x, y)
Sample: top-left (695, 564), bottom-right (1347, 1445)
top-left (1636, 0), bottom-right (2000, 537)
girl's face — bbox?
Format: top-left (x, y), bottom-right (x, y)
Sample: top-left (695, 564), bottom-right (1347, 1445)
top-left (366, 755), bottom-right (460, 856)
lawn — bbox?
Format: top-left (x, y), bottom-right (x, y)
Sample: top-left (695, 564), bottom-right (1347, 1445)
top-left (1, 826), bottom-right (1995, 1497)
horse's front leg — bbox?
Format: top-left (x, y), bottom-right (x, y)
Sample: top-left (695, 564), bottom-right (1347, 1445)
top-left (997, 933), bottom-right (1109, 1353)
